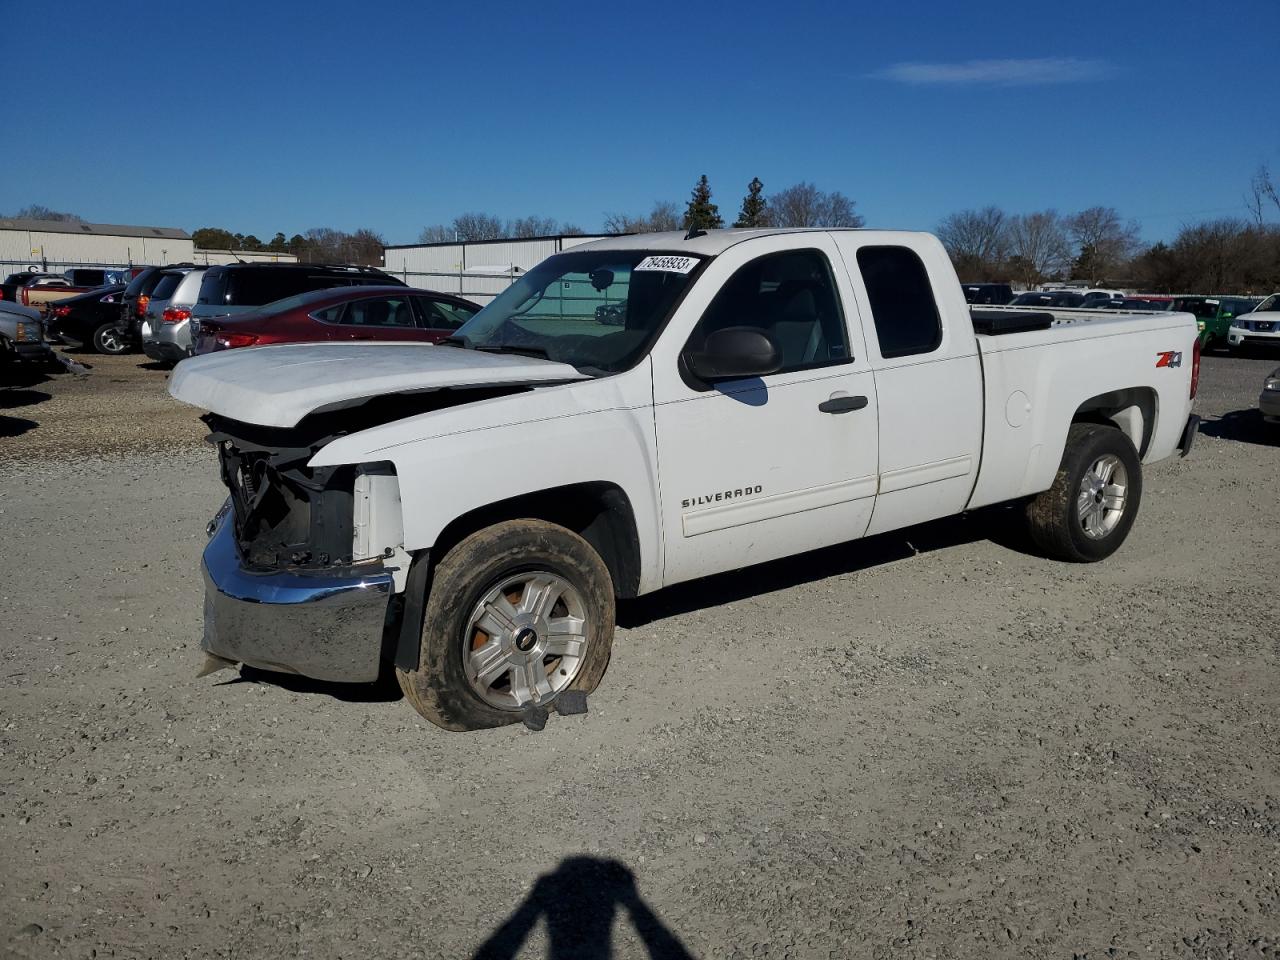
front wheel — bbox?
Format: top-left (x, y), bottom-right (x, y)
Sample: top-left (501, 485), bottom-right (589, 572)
top-left (1025, 422), bottom-right (1143, 562)
top-left (397, 519), bottom-right (616, 731)
top-left (91, 322), bottom-right (129, 355)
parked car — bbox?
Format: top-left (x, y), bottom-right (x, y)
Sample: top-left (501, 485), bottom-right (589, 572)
top-left (1118, 296), bottom-right (1174, 311)
top-left (1260, 367), bottom-right (1280, 425)
top-left (1050, 286), bottom-right (1125, 301)
top-left (192, 286), bottom-right (480, 355)
top-left (1, 271), bottom-right (60, 303)
top-left (44, 284), bottom-right (131, 354)
top-left (1079, 291), bottom-right (1125, 308)
top-left (1009, 290), bottom-right (1087, 307)
top-left (119, 264), bottom-right (193, 350)
top-left (1172, 296), bottom-right (1262, 350)
top-left (0, 301), bottom-right (54, 367)
top-left (1227, 294), bottom-right (1280, 352)
top-left (169, 227), bottom-right (1200, 731)
top-left (141, 266), bottom-right (208, 363)
top-left (192, 263), bottom-right (406, 324)
top-left (961, 283), bottom-right (1014, 305)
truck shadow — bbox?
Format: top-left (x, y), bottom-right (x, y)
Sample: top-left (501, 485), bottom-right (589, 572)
top-left (1199, 409), bottom-right (1278, 447)
top-left (471, 856), bottom-right (696, 960)
top-left (620, 505), bottom-right (1034, 628)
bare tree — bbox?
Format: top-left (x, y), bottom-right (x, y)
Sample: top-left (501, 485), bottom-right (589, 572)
top-left (603, 201), bottom-right (680, 234)
top-left (418, 224), bottom-right (454, 243)
top-left (1066, 206), bottom-right (1141, 282)
top-left (935, 206), bottom-right (1008, 279)
top-left (1247, 165), bottom-right (1280, 224)
top-left (1006, 210), bottom-right (1072, 287)
top-left (768, 182), bottom-right (864, 228)
top-left (348, 228), bottom-right (386, 266)
top-left (452, 212), bottom-right (505, 241)
top-left (508, 216), bottom-right (561, 238)
top-left (9, 204), bottom-right (82, 222)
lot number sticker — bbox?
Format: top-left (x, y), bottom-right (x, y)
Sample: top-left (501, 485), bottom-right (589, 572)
top-left (635, 255), bottom-right (699, 274)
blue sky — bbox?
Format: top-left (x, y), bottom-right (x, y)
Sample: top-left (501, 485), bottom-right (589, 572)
top-left (3, 0), bottom-right (1277, 244)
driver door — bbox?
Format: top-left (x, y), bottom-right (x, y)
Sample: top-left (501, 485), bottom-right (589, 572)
top-left (650, 235), bottom-right (880, 586)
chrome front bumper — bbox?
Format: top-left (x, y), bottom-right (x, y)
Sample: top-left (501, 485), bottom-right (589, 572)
top-left (201, 507), bottom-right (395, 682)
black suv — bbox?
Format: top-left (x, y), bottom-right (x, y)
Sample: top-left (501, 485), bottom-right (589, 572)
top-left (192, 264), bottom-right (405, 321)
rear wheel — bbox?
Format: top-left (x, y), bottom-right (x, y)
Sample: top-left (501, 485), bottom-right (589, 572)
top-left (397, 519), bottom-right (615, 731)
top-left (91, 322), bottom-right (129, 355)
top-left (1026, 422), bottom-right (1143, 562)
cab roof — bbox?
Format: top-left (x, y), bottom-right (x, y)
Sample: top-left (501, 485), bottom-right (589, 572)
top-left (572, 227), bottom-right (927, 257)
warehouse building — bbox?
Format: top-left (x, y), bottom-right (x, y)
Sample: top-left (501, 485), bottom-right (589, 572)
top-left (383, 234), bottom-right (610, 304)
top-left (0, 218), bottom-right (194, 272)
top-left (0, 219), bottom-right (298, 274)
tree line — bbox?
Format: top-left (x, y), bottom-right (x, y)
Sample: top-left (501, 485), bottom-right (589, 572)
top-left (189, 226), bottom-right (387, 266)
top-left (936, 204), bottom-right (1280, 292)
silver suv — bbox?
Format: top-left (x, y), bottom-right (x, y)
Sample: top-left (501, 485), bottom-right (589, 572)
top-left (141, 266), bottom-right (207, 363)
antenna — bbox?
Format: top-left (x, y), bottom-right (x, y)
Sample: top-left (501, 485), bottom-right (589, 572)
top-left (684, 226), bottom-right (707, 241)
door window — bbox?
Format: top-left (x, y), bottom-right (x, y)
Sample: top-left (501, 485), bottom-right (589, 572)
top-left (856, 246), bottom-right (943, 358)
top-left (686, 249), bottom-right (849, 373)
top-left (416, 297), bottom-right (476, 330)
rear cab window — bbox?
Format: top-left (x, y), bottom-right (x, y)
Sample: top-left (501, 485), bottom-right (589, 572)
top-left (855, 246), bottom-right (943, 358)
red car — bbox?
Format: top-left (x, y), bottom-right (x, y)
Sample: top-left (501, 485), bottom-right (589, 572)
top-left (191, 286), bottom-right (480, 355)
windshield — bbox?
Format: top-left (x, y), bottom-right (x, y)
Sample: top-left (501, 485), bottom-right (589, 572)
top-left (451, 250), bottom-right (706, 372)
top-left (1255, 294), bottom-right (1280, 313)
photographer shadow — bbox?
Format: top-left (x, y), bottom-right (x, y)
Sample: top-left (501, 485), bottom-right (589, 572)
top-left (473, 856), bottom-right (696, 960)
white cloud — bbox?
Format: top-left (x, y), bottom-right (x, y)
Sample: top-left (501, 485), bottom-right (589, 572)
top-left (874, 57), bottom-right (1113, 86)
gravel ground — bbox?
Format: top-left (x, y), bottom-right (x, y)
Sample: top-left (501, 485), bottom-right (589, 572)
top-left (1, 350), bottom-right (1278, 960)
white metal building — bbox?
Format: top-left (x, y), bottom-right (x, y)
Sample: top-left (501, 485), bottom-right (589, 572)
top-left (193, 249), bottom-right (299, 265)
top-left (382, 234), bottom-right (610, 304)
top-left (0, 218), bottom-right (194, 273)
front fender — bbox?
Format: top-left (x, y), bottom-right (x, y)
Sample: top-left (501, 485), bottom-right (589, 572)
top-left (308, 365), bottom-right (664, 593)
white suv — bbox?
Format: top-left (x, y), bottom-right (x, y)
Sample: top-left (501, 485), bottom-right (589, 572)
top-left (1227, 293), bottom-right (1280, 351)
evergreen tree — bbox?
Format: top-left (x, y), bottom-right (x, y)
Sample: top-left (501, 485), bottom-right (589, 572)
top-left (733, 177), bottom-right (768, 228)
top-left (682, 175), bottom-right (723, 231)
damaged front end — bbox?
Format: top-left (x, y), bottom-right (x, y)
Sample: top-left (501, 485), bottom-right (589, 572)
top-left (200, 413), bottom-right (401, 684)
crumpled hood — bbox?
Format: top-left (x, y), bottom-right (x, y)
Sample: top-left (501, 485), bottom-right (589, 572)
top-left (168, 341), bottom-right (587, 428)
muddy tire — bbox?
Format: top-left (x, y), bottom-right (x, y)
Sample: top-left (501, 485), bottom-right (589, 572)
top-left (397, 519), bottom-right (615, 731)
top-left (1026, 422), bottom-right (1143, 563)
top-left (91, 323), bottom-right (129, 355)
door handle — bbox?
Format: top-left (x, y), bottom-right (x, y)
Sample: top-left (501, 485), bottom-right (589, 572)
top-left (818, 394), bottom-right (869, 414)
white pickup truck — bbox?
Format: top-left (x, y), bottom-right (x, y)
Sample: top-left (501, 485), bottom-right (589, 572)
top-left (170, 228), bottom-right (1201, 731)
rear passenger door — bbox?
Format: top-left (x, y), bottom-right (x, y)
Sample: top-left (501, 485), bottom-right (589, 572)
top-left (332, 295), bottom-right (422, 341)
top-left (831, 236), bottom-right (984, 536)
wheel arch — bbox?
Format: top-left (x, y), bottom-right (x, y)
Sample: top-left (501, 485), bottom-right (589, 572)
top-left (392, 482), bottom-right (640, 677)
top-left (1071, 387), bottom-right (1157, 458)
top-left (431, 481), bottom-right (643, 600)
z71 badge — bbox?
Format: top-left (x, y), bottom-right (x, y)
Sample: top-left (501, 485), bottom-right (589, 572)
top-left (1155, 351), bottom-right (1183, 368)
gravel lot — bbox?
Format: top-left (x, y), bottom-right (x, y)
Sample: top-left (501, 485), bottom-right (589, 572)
top-left (1, 349), bottom-right (1278, 960)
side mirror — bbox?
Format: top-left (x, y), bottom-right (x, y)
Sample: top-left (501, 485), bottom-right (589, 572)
top-left (685, 326), bottom-right (781, 382)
